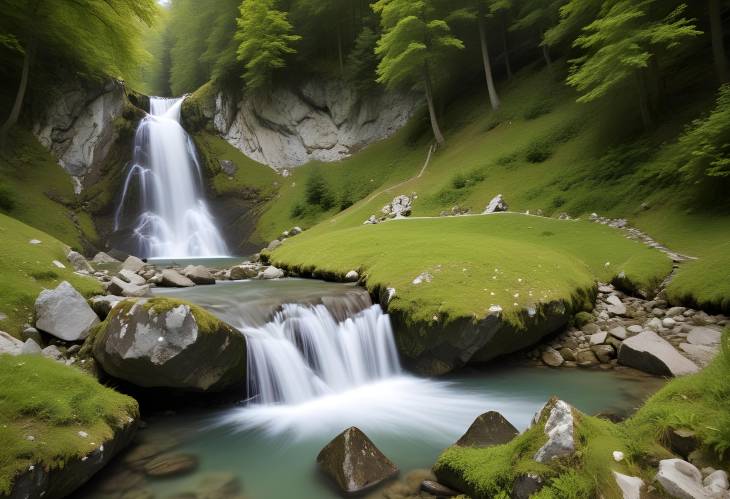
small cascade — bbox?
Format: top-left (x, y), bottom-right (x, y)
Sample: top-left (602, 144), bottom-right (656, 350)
top-left (115, 97), bottom-right (228, 258)
top-left (241, 304), bottom-right (401, 405)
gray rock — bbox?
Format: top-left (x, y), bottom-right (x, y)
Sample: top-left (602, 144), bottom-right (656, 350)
top-left (219, 159), bottom-right (237, 177)
top-left (229, 265), bottom-right (258, 280)
top-left (122, 256), bottom-right (145, 273)
top-left (655, 459), bottom-right (715, 499)
top-left (687, 326), bottom-right (722, 347)
top-left (67, 251), bottom-right (94, 273)
top-left (42, 345), bottom-right (64, 361)
top-left (21, 339), bottom-right (42, 355)
top-left (613, 472), bottom-right (644, 499)
top-left (512, 473), bottom-right (544, 499)
top-left (666, 307), bottom-right (687, 317)
top-left (108, 277), bottom-right (150, 298)
top-left (93, 299), bottom-right (246, 391)
top-left (668, 429), bottom-right (700, 459)
top-left (590, 331), bottom-right (608, 345)
top-left (0, 331), bottom-right (23, 355)
top-left (576, 350), bottom-right (599, 366)
top-left (483, 194), bottom-right (508, 214)
top-left (90, 295), bottom-right (124, 320)
top-left (160, 269), bottom-right (196, 288)
top-left (344, 270), bottom-right (359, 283)
top-left (559, 347), bottom-right (577, 362)
top-left (679, 343), bottom-right (718, 368)
top-left (704, 470), bottom-right (729, 493)
top-left (663, 317), bottom-right (677, 328)
top-left (421, 480), bottom-right (459, 497)
top-left (606, 295), bottom-right (627, 316)
top-left (609, 326), bottom-right (628, 340)
top-left (182, 265), bottom-right (215, 285)
top-left (260, 266), bottom-right (285, 280)
top-left (118, 269), bottom-right (146, 286)
top-left (35, 281), bottom-right (100, 341)
top-left (267, 239), bottom-right (283, 252)
top-left (208, 78), bottom-right (419, 169)
top-left (382, 195), bottom-right (413, 218)
top-left (581, 323), bottom-right (600, 335)
top-left (534, 398), bottom-right (575, 463)
top-left (455, 411), bottom-right (519, 448)
top-left (317, 427), bottom-right (398, 494)
top-left (647, 317), bottom-right (664, 331)
top-left (618, 331), bottom-right (699, 376)
top-left (21, 327), bottom-right (44, 347)
top-left (92, 252), bottom-right (119, 264)
top-left (591, 344), bottom-right (616, 363)
top-left (289, 226), bottom-right (303, 236)
top-left (627, 324), bottom-right (644, 335)
top-left (541, 348), bottom-right (564, 367)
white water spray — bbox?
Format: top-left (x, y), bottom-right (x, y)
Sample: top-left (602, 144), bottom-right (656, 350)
top-left (115, 97), bottom-right (228, 258)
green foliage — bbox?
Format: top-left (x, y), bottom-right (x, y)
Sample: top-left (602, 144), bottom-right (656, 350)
top-left (532, 470), bottom-right (594, 499)
top-left (0, 183), bottom-right (16, 211)
top-left (0, 0), bottom-right (157, 88)
top-left (0, 355), bottom-right (138, 495)
top-left (574, 311), bottom-right (594, 326)
top-left (677, 84), bottom-right (730, 179)
top-left (567, 1), bottom-right (701, 104)
top-left (372, 0), bottom-right (464, 90)
top-left (305, 170), bottom-right (335, 210)
top-left (235, 0), bottom-right (301, 90)
top-left (345, 26), bottom-right (381, 91)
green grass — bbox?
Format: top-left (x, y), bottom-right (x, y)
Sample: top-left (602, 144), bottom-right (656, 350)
top-left (270, 214), bottom-right (671, 326)
top-left (434, 331), bottom-right (730, 498)
top-left (0, 355), bottom-right (138, 495)
top-left (0, 127), bottom-right (99, 251)
top-left (0, 213), bottom-right (102, 336)
top-left (250, 66), bottom-right (729, 312)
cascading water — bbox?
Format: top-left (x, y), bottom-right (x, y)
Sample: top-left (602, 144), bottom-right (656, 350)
top-left (114, 97), bottom-right (228, 259)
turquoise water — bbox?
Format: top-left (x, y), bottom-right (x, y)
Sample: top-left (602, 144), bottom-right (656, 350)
top-left (78, 279), bottom-right (665, 499)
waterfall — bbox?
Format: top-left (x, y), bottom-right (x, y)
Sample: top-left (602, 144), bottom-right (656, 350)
top-left (114, 97), bottom-right (229, 259)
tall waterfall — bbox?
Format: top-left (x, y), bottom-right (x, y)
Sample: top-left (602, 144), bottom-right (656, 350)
top-left (115, 97), bottom-right (228, 258)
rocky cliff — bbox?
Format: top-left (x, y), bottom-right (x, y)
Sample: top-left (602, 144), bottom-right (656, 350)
top-left (185, 79), bottom-right (420, 170)
top-left (32, 79), bottom-right (147, 193)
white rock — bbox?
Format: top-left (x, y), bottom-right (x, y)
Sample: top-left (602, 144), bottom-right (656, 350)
top-left (260, 266), bottom-right (285, 280)
top-left (534, 399), bottom-right (575, 463)
top-left (52, 260), bottom-right (66, 269)
top-left (655, 459), bottom-right (715, 499)
top-left (590, 332), bottom-right (608, 345)
top-left (21, 339), bottom-right (42, 355)
top-left (704, 470), bottom-right (729, 494)
top-left (66, 251), bottom-right (94, 273)
top-left (29, 239), bottom-right (41, 245)
top-left (687, 326), bottom-right (722, 347)
top-left (121, 255), bottom-right (145, 273)
top-left (646, 317), bottom-right (664, 331)
top-left (606, 295), bottom-right (627, 316)
top-left (679, 343), bottom-right (718, 368)
top-left (483, 194), bottom-right (508, 214)
top-left (412, 272), bottom-right (433, 285)
top-left (107, 277), bottom-right (150, 298)
top-left (0, 331), bottom-right (23, 356)
top-left (35, 281), bottom-right (100, 341)
top-left (344, 271), bottom-right (359, 283)
top-left (663, 317), bottom-right (677, 328)
top-left (614, 471), bottom-right (644, 499)
top-left (613, 451), bottom-right (625, 462)
top-left (627, 325), bottom-right (644, 335)
top-left (118, 269), bottom-right (146, 286)
top-left (618, 331), bottom-right (699, 377)
top-left (609, 326), bottom-right (628, 340)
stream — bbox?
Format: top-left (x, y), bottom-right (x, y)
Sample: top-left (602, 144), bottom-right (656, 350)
top-left (78, 278), bottom-right (665, 499)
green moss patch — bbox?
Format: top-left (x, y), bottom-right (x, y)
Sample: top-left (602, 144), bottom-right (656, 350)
top-left (433, 331), bottom-right (730, 498)
top-left (0, 214), bottom-right (102, 336)
top-left (666, 242), bottom-right (730, 313)
top-left (270, 214), bottom-right (671, 327)
top-left (0, 355), bottom-right (138, 495)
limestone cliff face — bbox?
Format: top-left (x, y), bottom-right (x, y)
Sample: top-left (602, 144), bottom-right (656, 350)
top-left (200, 80), bottom-right (420, 169)
top-left (32, 79), bottom-right (146, 193)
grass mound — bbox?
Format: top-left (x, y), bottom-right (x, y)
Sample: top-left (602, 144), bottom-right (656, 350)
top-left (0, 213), bottom-right (102, 335)
top-left (434, 331), bottom-right (730, 498)
top-left (270, 213), bottom-right (671, 326)
top-left (0, 355), bottom-right (138, 495)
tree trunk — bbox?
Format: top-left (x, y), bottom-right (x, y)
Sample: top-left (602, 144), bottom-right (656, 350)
top-left (423, 64), bottom-right (445, 146)
top-left (541, 41), bottom-right (552, 71)
top-left (709, 0), bottom-right (729, 82)
top-left (636, 71), bottom-right (653, 131)
top-left (337, 24), bottom-right (344, 75)
top-left (0, 38), bottom-right (35, 150)
top-left (501, 20), bottom-right (513, 81)
top-left (478, 12), bottom-right (500, 110)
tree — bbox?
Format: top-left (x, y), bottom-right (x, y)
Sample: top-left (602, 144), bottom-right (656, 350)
top-left (0, 0), bottom-right (156, 147)
top-left (709, 0), bottom-right (729, 82)
top-left (510, 0), bottom-right (565, 70)
top-left (235, 0), bottom-right (301, 91)
top-left (567, 1), bottom-right (701, 130)
top-left (450, 2), bottom-right (501, 110)
top-left (345, 25), bottom-right (381, 91)
top-left (372, 0), bottom-right (464, 145)
top-left (489, 0), bottom-right (514, 80)
top-left (544, 0), bottom-right (602, 48)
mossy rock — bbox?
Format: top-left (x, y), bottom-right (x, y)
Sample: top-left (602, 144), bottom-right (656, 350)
top-left (92, 298), bottom-right (246, 392)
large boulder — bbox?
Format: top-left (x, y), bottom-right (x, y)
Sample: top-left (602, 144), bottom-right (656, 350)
top-left (618, 331), bottom-right (699, 376)
top-left (455, 411), bottom-right (519, 448)
top-left (229, 265), bottom-right (259, 280)
top-left (121, 256), bottom-right (145, 273)
top-left (317, 427), bottom-right (399, 494)
top-left (182, 265), bottom-right (215, 285)
top-left (533, 398), bottom-right (576, 463)
top-left (655, 459), bottom-right (718, 499)
top-left (67, 251), bottom-right (94, 273)
top-left (118, 269), bottom-right (147, 286)
top-left (613, 472), bottom-right (645, 499)
top-left (35, 281), bottom-right (100, 341)
top-left (160, 269), bottom-right (196, 288)
top-left (93, 298), bottom-right (246, 391)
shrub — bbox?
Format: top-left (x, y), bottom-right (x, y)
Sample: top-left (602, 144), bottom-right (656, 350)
top-left (452, 173), bottom-right (468, 189)
top-left (339, 187), bottom-right (354, 211)
top-left (290, 202), bottom-right (306, 218)
top-left (525, 139), bottom-right (552, 163)
top-left (524, 100), bottom-right (554, 120)
top-left (305, 170), bottom-right (335, 210)
top-left (574, 311), bottom-right (594, 327)
top-left (0, 184), bottom-right (16, 211)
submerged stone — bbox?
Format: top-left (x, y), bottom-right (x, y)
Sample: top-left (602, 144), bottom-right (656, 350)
top-left (317, 426), bottom-right (398, 494)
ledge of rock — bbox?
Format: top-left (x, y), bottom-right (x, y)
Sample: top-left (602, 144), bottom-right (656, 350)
top-left (618, 331), bottom-right (699, 377)
top-left (92, 298), bottom-right (246, 392)
top-left (184, 79), bottom-right (419, 169)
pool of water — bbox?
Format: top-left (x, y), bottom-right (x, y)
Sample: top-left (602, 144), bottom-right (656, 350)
top-left (78, 279), bottom-right (665, 499)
